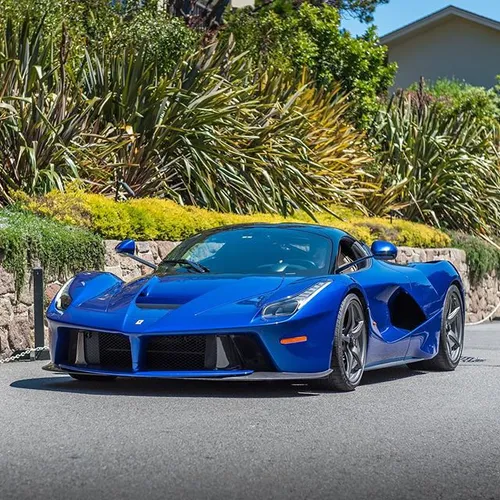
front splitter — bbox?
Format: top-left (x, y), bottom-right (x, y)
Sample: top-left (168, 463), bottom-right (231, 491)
top-left (43, 363), bottom-right (332, 381)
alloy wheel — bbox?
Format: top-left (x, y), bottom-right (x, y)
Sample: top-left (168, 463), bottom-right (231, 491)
top-left (445, 290), bottom-right (464, 364)
top-left (340, 299), bottom-right (367, 385)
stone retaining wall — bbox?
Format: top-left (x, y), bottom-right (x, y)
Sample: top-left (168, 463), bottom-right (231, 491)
top-left (0, 241), bottom-right (497, 358)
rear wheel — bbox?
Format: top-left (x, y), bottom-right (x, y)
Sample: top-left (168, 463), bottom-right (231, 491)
top-left (69, 374), bottom-right (117, 382)
top-left (310, 294), bottom-right (367, 392)
top-left (408, 284), bottom-right (464, 371)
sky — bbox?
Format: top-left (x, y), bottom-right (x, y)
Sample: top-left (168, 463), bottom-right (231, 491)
top-left (342, 0), bottom-right (500, 37)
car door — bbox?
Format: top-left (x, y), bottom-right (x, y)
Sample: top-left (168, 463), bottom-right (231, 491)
top-left (335, 237), bottom-right (412, 366)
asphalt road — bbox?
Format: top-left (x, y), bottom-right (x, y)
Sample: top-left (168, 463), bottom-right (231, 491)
top-left (1, 325), bottom-right (500, 500)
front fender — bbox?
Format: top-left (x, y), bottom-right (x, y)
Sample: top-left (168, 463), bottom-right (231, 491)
top-left (47, 271), bottom-right (123, 320)
top-left (251, 274), bottom-right (362, 326)
top-left (249, 276), bottom-right (371, 372)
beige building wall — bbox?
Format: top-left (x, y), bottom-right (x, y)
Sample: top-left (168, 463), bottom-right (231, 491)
top-left (387, 17), bottom-right (500, 90)
top-left (231, 0), bottom-right (254, 7)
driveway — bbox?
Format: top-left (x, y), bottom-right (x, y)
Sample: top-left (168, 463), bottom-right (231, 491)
top-left (1, 324), bottom-right (499, 500)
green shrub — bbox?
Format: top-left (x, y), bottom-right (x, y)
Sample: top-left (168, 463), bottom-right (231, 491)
top-left (451, 232), bottom-right (500, 285)
top-left (79, 43), bottom-right (373, 215)
top-left (111, 11), bottom-right (199, 73)
top-left (19, 189), bottom-right (451, 249)
top-left (0, 0), bottom-right (119, 55)
top-left (364, 95), bottom-right (500, 235)
top-left (407, 78), bottom-right (500, 124)
top-left (0, 18), bottom-right (96, 202)
top-left (0, 209), bottom-right (105, 293)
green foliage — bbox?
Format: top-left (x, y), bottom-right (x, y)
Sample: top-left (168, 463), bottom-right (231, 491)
top-left (327, 0), bottom-right (389, 23)
top-left (451, 233), bottom-right (500, 285)
top-left (364, 95), bottom-right (500, 235)
top-left (0, 19), bottom-right (372, 214)
top-left (20, 188), bottom-right (451, 249)
top-left (81, 43), bottom-right (371, 215)
top-left (223, 3), bottom-right (396, 127)
top-left (0, 19), bottom-right (96, 202)
top-left (0, 209), bottom-right (104, 293)
top-left (111, 11), bottom-right (199, 73)
top-left (408, 78), bottom-right (500, 124)
top-left (0, 0), bottom-right (118, 53)
top-left (0, 1), bottom-right (197, 69)
top-left (0, 16), bottom-right (373, 214)
top-left (255, 0), bottom-right (389, 23)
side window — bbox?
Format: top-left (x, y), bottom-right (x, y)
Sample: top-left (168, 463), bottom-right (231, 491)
top-left (336, 238), bottom-right (370, 274)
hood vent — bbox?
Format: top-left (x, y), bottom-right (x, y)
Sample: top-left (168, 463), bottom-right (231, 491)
top-left (136, 303), bottom-right (181, 310)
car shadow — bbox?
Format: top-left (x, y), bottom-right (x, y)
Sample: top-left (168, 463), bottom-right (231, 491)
top-left (10, 376), bottom-right (319, 398)
top-left (10, 366), bottom-right (428, 397)
top-left (360, 366), bottom-right (427, 386)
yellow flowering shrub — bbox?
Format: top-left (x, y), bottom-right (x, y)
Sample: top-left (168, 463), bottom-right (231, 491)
top-left (18, 189), bottom-right (451, 248)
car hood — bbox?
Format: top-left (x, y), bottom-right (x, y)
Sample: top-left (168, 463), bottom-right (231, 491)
top-left (108, 274), bottom-right (285, 311)
top-left (62, 273), bottom-right (301, 333)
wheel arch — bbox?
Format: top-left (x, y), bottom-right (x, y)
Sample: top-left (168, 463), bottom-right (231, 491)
top-left (451, 278), bottom-right (465, 299)
top-left (346, 285), bottom-right (372, 344)
top-left (450, 279), bottom-right (466, 320)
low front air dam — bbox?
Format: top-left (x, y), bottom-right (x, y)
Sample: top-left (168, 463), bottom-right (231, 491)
top-left (42, 362), bottom-right (333, 381)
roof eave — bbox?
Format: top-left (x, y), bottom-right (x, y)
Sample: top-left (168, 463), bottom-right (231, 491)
top-left (380, 5), bottom-right (500, 45)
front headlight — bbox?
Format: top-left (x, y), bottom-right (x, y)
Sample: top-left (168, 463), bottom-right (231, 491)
top-left (54, 278), bottom-right (75, 312)
top-left (261, 281), bottom-right (331, 319)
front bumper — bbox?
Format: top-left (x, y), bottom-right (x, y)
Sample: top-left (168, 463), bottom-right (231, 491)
top-left (48, 325), bottom-right (334, 380)
top-left (48, 304), bottom-right (337, 377)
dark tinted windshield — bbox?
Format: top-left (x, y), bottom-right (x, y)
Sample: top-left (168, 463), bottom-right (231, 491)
top-left (160, 227), bottom-right (333, 276)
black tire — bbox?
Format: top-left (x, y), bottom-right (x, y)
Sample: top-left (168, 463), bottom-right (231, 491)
top-left (310, 294), bottom-right (368, 392)
top-left (69, 373), bottom-right (117, 382)
top-left (408, 284), bottom-right (464, 372)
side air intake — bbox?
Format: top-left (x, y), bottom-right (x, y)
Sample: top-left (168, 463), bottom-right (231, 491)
top-left (388, 288), bottom-right (426, 331)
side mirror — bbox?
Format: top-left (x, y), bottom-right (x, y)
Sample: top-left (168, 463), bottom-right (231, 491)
top-left (371, 240), bottom-right (398, 261)
top-left (114, 239), bottom-right (157, 270)
top-left (115, 239), bottom-right (136, 256)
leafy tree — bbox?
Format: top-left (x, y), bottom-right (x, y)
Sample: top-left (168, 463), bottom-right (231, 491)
top-left (224, 3), bottom-right (396, 126)
top-left (325, 0), bottom-right (389, 23)
top-left (254, 0), bottom-right (389, 22)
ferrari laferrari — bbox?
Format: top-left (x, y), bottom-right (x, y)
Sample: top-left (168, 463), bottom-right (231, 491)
top-left (45, 223), bottom-right (465, 391)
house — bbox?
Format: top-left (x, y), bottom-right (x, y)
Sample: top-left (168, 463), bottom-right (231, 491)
top-left (381, 5), bottom-right (500, 91)
top-left (231, 0), bottom-right (253, 6)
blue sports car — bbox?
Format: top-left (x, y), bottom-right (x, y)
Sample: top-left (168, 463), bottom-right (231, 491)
top-left (45, 223), bottom-right (465, 391)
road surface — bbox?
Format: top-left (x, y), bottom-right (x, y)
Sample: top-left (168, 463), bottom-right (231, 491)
top-left (1, 324), bottom-right (499, 500)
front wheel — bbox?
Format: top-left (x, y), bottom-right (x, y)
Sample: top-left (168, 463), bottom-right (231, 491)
top-left (69, 373), bottom-right (117, 382)
top-left (310, 294), bottom-right (368, 392)
top-left (408, 284), bottom-right (464, 371)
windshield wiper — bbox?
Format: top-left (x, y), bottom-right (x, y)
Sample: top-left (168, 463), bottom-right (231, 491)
top-left (160, 259), bottom-right (210, 274)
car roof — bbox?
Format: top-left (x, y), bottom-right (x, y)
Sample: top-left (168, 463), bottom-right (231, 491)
top-left (196, 222), bottom-right (349, 242)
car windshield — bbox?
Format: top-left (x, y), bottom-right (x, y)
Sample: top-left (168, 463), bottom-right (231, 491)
top-left (158, 227), bottom-right (333, 276)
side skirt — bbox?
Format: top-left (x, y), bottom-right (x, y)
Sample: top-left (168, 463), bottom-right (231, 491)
top-left (364, 357), bottom-right (428, 372)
